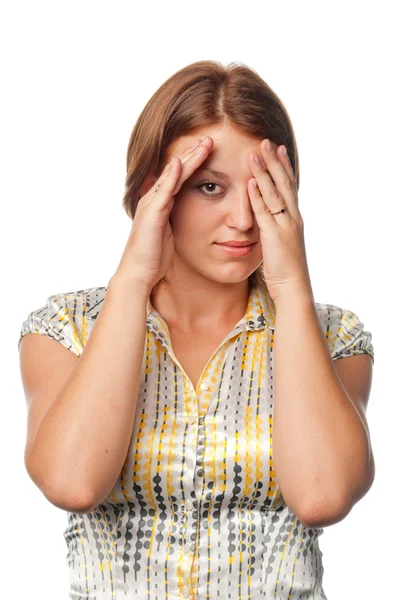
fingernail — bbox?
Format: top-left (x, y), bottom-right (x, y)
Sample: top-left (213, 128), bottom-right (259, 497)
top-left (282, 146), bottom-right (287, 156)
top-left (190, 139), bottom-right (200, 148)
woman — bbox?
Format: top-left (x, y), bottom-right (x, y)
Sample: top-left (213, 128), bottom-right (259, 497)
top-left (19, 60), bottom-right (374, 599)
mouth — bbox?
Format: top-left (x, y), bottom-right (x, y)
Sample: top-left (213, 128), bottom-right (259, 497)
top-left (215, 241), bottom-right (256, 247)
top-left (214, 242), bottom-right (256, 247)
top-left (214, 242), bottom-right (257, 256)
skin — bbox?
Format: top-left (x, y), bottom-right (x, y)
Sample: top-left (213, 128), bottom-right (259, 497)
top-left (140, 121), bottom-right (279, 334)
top-left (138, 125), bottom-right (375, 524)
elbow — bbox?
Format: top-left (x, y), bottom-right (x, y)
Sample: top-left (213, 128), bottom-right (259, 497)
top-left (299, 474), bottom-right (376, 528)
top-left (297, 492), bottom-right (353, 529)
top-left (301, 456), bottom-right (377, 528)
top-left (25, 455), bottom-right (95, 514)
top-left (298, 502), bottom-right (351, 529)
top-left (44, 486), bottom-right (97, 514)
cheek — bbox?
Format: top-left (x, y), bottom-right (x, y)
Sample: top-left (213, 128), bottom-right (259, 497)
top-left (169, 194), bottom-right (206, 230)
top-left (168, 195), bottom-right (184, 226)
top-left (169, 203), bottom-right (201, 236)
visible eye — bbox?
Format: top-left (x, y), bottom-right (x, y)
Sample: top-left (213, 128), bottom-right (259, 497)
top-left (194, 180), bottom-right (225, 197)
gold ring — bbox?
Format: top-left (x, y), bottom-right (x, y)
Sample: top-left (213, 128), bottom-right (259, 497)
top-left (266, 204), bottom-right (287, 215)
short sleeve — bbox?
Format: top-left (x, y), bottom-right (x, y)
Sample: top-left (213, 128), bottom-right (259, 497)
top-left (18, 293), bottom-right (82, 357)
top-left (317, 304), bottom-right (374, 364)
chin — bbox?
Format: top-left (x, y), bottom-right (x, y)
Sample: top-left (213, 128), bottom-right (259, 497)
top-left (207, 269), bottom-right (257, 285)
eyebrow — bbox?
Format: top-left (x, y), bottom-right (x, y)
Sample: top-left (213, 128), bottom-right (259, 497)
top-left (196, 167), bottom-right (229, 179)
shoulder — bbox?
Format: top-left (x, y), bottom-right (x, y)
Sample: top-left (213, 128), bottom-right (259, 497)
top-left (19, 285), bottom-right (108, 357)
top-left (55, 285), bottom-right (108, 321)
top-left (40, 285), bottom-right (108, 322)
top-left (314, 301), bottom-right (374, 364)
top-left (314, 301), bottom-right (368, 333)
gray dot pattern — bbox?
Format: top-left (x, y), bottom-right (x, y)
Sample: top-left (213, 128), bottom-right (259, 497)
top-left (19, 281), bottom-right (374, 599)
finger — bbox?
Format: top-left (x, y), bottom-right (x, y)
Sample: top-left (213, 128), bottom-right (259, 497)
top-left (248, 152), bottom-right (280, 205)
top-left (260, 141), bottom-right (296, 188)
top-left (172, 136), bottom-right (214, 194)
top-left (152, 138), bottom-right (203, 192)
top-left (179, 138), bottom-right (202, 161)
top-left (248, 152), bottom-right (287, 218)
top-left (257, 141), bottom-right (298, 216)
top-left (151, 136), bottom-right (213, 200)
top-left (146, 160), bottom-right (173, 199)
top-left (278, 145), bottom-right (296, 185)
top-left (159, 156), bottom-right (183, 196)
top-left (180, 136), bottom-right (213, 166)
top-left (247, 177), bottom-right (277, 230)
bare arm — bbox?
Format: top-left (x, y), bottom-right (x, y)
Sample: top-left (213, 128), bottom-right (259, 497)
top-left (25, 137), bottom-right (215, 513)
top-left (272, 286), bottom-right (374, 527)
top-left (28, 273), bottom-right (149, 511)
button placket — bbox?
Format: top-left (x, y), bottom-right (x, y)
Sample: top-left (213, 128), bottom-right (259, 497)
top-left (181, 376), bottom-right (207, 581)
top-left (184, 377), bottom-right (199, 427)
top-left (183, 543), bottom-right (193, 554)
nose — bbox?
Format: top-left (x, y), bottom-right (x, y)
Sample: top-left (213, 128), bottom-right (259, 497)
top-left (227, 189), bottom-right (256, 230)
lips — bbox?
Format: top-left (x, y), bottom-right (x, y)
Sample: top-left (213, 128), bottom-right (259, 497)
top-left (214, 242), bottom-right (256, 256)
top-left (216, 242), bottom-right (255, 247)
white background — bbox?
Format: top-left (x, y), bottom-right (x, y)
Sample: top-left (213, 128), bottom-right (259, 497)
top-left (2, 1), bottom-right (399, 598)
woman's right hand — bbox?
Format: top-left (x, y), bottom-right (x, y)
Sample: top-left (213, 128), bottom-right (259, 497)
top-left (112, 135), bottom-right (214, 293)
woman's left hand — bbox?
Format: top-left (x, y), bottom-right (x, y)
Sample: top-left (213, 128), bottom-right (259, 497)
top-left (247, 139), bottom-right (313, 303)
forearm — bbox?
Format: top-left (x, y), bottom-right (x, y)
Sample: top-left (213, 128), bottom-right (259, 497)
top-left (272, 287), bottom-right (372, 518)
top-left (30, 273), bottom-right (150, 508)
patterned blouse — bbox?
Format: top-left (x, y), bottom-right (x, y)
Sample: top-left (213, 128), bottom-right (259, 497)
top-left (19, 279), bottom-right (374, 599)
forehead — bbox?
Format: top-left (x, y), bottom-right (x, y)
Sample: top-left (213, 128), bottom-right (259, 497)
top-left (166, 123), bottom-right (278, 158)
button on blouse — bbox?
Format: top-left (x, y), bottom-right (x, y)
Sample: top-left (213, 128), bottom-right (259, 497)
top-left (18, 280), bottom-right (374, 599)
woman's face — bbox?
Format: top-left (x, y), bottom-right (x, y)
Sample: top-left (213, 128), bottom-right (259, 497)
top-left (164, 122), bottom-right (279, 285)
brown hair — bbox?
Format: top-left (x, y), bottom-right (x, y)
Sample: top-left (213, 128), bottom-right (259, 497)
top-left (122, 60), bottom-right (300, 291)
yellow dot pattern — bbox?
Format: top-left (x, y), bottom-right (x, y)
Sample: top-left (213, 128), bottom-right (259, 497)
top-left (19, 281), bottom-right (374, 599)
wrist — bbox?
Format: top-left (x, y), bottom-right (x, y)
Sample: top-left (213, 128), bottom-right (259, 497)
top-left (108, 272), bottom-right (151, 298)
top-left (272, 282), bottom-right (315, 311)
